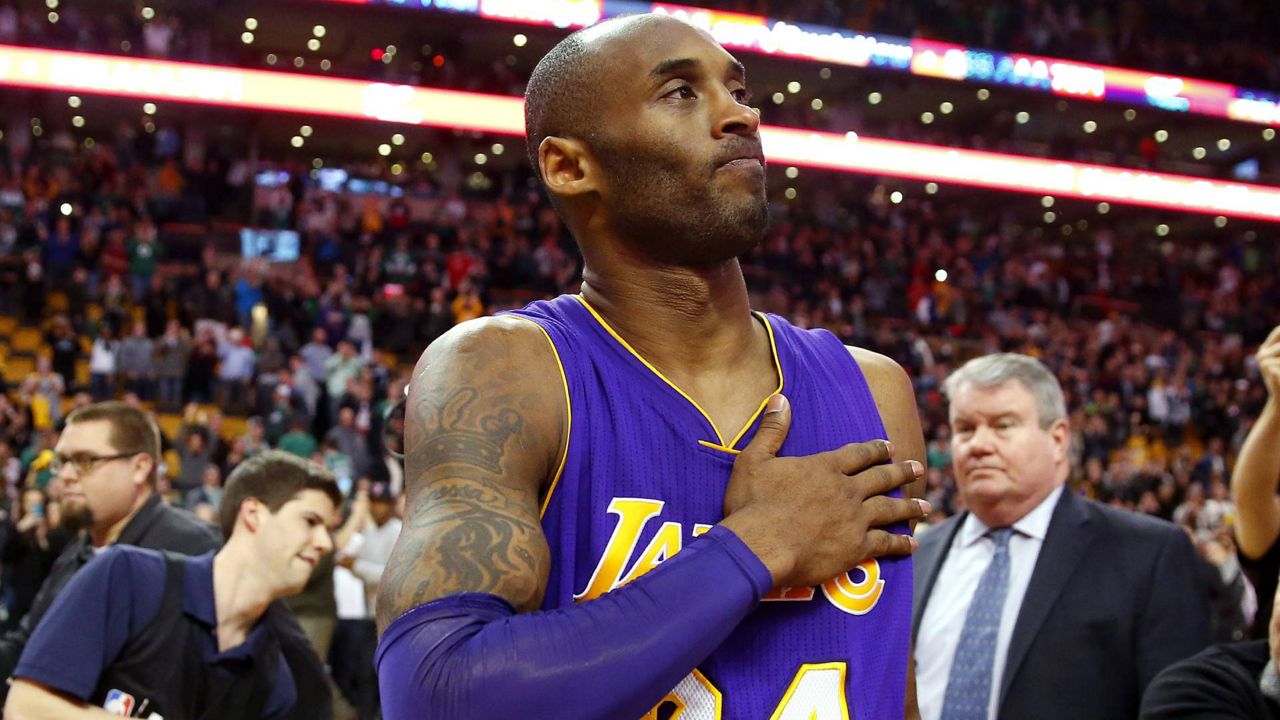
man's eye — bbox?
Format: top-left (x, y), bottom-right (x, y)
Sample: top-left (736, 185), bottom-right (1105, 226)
top-left (666, 85), bottom-right (697, 100)
top-left (732, 88), bottom-right (752, 103)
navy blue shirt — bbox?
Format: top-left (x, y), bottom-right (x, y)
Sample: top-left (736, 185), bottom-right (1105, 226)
top-left (14, 546), bottom-right (295, 718)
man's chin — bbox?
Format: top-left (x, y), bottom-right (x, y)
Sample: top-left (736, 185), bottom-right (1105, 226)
top-left (60, 503), bottom-right (93, 533)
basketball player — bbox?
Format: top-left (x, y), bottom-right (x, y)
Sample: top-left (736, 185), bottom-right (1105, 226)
top-left (376, 14), bottom-right (929, 719)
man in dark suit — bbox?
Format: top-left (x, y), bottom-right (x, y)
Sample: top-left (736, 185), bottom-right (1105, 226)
top-left (912, 353), bottom-right (1210, 720)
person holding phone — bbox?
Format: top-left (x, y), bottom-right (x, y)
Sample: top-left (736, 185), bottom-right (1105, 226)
top-left (0, 489), bottom-right (69, 631)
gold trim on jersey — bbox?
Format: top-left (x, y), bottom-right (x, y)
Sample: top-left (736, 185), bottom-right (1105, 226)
top-left (573, 295), bottom-right (784, 450)
top-left (727, 313), bottom-right (784, 448)
top-left (509, 316), bottom-right (572, 519)
top-left (697, 440), bottom-right (742, 455)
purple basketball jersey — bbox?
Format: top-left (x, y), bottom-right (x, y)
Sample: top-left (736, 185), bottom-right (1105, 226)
top-left (505, 294), bottom-right (912, 719)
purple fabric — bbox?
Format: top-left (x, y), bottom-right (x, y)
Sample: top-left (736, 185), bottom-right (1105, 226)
top-left (506, 294), bottom-right (913, 718)
top-left (375, 525), bottom-right (771, 720)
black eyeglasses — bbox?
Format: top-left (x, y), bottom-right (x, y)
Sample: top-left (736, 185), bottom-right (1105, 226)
top-left (50, 452), bottom-right (141, 477)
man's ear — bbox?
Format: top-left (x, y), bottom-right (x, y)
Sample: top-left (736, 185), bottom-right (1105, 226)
top-left (239, 497), bottom-right (263, 534)
top-left (1050, 417), bottom-right (1070, 463)
top-left (131, 453), bottom-right (155, 489)
top-left (539, 136), bottom-right (599, 200)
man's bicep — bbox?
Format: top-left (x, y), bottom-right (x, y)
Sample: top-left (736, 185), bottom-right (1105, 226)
top-left (848, 347), bottom-right (927, 499)
top-left (377, 319), bottom-right (562, 631)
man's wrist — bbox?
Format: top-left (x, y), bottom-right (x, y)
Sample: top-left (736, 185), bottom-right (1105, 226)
top-left (717, 511), bottom-right (790, 590)
top-left (1261, 398), bottom-right (1280, 424)
top-left (701, 525), bottom-right (775, 600)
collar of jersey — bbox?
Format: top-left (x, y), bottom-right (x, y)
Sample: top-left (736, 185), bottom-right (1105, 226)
top-left (572, 294), bottom-right (784, 450)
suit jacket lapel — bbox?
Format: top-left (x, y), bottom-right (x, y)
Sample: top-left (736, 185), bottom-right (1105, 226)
top-left (997, 489), bottom-right (1094, 708)
top-left (912, 512), bottom-right (967, 639)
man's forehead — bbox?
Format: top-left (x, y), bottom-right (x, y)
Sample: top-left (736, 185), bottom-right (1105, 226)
top-left (949, 382), bottom-right (1035, 414)
top-left (585, 15), bottom-right (741, 85)
top-left (286, 488), bottom-right (337, 514)
top-left (55, 421), bottom-right (113, 451)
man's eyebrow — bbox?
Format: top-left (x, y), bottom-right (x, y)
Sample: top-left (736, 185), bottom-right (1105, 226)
top-left (648, 57), bottom-right (746, 81)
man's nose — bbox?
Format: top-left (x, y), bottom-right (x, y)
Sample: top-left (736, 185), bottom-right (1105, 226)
top-left (712, 89), bottom-right (760, 140)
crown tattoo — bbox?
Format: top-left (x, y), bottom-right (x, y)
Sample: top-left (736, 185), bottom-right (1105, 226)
top-left (426, 388), bottom-right (523, 473)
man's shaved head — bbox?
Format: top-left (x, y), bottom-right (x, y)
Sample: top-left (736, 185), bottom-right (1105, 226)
top-left (524, 28), bottom-right (594, 174)
top-left (524, 15), bottom-right (669, 175)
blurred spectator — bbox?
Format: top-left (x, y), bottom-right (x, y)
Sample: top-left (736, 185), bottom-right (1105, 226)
top-left (154, 320), bottom-right (191, 411)
top-left (1194, 530), bottom-right (1255, 644)
top-left (19, 357), bottom-right (64, 431)
top-left (0, 487), bottom-right (70, 631)
top-left (233, 267), bottom-right (264, 330)
top-left (183, 464), bottom-right (223, 513)
top-left (324, 341), bottom-right (364, 423)
top-left (176, 420), bottom-right (215, 495)
top-left (279, 415), bottom-right (318, 460)
top-left (41, 216), bottom-right (79, 286)
top-left (333, 482), bottom-right (399, 720)
top-left (325, 407), bottom-right (371, 483)
top-left (126, 217), bottom-right (163, 302)
top-left (450, 279), bottom-right (485, 324)
top-left (321, 438), bottom-right (354, 497)
top-left (300, 328), bottom-right (335, 387)
top-left (184, 327), bottom-right (218, 404)
top-left (290, 355), bottom-right (321, 418)
top-left (265, 384), bottom-right (299, 446)
top-left (43, 316), bottom-right (79, 394)
top-left (87, 325), bottom-right (118, 401)
top-left (117, 320), bottom-right (156, 401)
top-left (1193, 437), bottom-right (1229, 487)
top-left (241, 416), bottom-right (269, 458)
top-left (216, 327), bottom-right (255, 413)
top-left (141, 15), bottom-right (178, 58)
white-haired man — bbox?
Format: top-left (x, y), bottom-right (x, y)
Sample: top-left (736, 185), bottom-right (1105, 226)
top-left (913, 353), bottom-right (1210, 720)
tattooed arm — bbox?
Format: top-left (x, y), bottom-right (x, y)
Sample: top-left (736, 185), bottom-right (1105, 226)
top-left (377, 316), bottom-right (563, 630)
top-left (373, 317), bottom-right (776, 718)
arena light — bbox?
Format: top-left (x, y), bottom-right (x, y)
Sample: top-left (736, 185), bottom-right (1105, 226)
top-left (0, 44), bottom-right (524, 135)
top-left (760, 127), bottom-right (1280, 223)
top-left (314, 0), bottom-right (1280, 128)
top-left (4, 44), bottom-right (1280, 222)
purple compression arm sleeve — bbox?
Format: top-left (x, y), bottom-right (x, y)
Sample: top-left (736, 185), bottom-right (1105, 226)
top-left (375, 525), bottom-right (773, 720)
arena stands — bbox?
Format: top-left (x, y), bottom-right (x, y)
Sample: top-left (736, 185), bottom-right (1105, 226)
top-left (0, 0), bottom-right (1278, 714)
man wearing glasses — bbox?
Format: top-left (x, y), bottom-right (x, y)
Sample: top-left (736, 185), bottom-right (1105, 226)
top-left (0, 402), bottom-right (220, 702)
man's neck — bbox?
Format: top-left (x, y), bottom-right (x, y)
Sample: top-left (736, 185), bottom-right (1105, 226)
top-left (579, 257), bottom-right (759, 379)
top-left (90, 489), bottom-right (152, 548)
top-left (212, 547), bottom-right (276, 653)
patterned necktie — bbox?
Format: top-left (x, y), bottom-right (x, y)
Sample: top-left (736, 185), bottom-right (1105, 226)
top-left (940, 527), bottom-right (1015, 720)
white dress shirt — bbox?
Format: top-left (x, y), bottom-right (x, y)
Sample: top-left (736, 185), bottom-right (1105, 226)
top-left (916, 485), bottom-right (1064, 720)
